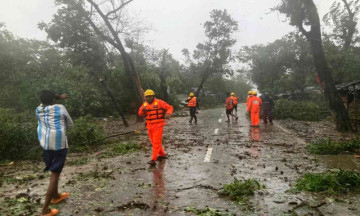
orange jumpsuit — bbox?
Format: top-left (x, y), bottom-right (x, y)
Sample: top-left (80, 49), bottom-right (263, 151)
top-left (247, 96), bottom-right (262, 126)
top-left (138, 98), bottom-right (173, 161)
top-left (246, 95), bottom-right (252, 106)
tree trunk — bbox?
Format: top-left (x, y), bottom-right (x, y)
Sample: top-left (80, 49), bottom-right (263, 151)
top-left (195, 73), bottom-right (209, 97)
top-left (98, 78), bottom-right (129, 127)
top-left (159, 50), bottom-right (169, 101)
top-left (86, 0), bottom-right (144, 105)
top-left (303, 0), bottom-right (353, 131)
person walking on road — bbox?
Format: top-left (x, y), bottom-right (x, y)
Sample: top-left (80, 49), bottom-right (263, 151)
top-left (36, 90), bottom-right (72, 216)
top-left (138, 89), bottom-right (173, 166)
top-left (230, 92), bottom-right (238, 116)
top-left (261, 92), bottom-right (274, 124)
top-left (247, 91), bottom-right (262, 127)
top-left (246, 91), bottom-right (253, 119)
top-left (246, 91), bottom-right (253, 106)
top-left (185, 92), bottom-right (199, 124)
top-left (225, 92), bottom-right (238, 122)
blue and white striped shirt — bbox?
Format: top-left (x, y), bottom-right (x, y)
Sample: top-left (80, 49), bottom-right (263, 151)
top-left (36, 104), bottom-right (73, 151)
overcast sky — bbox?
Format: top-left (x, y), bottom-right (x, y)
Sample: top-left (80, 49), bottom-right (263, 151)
top-left (0, 0), bottom-right (333, 61)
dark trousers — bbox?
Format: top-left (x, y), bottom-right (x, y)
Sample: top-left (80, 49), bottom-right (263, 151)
top-left (189, 107), bottom-right (197, 122)
top-left (263, 108), bottom-right (273, 123)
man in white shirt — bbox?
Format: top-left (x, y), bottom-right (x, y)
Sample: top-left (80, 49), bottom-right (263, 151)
top-left (36, 90), bottom-right (73, 216)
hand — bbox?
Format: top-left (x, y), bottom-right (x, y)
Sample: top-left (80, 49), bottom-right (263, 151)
top-left (165, 114), bottom-right (171, 119)
top-left (59, 93), bottom-right (68, 99)
top-left (142, 107), bottom-right (147, 113)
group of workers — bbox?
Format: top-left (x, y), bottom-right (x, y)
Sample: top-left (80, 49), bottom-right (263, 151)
top-left (35, 88), bottom-right (274, 215)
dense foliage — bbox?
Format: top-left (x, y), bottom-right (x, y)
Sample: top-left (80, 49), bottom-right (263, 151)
top-left (0, 108), bottom-right (107, 160)
top-left (295, 170), bottom-right (360, 194)
top-left (307, 137), bottom-right (360, 154)
top-left (272, 99), bottom-right (330, 121)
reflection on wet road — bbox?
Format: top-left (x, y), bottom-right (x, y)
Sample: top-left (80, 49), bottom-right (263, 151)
top-left (152, 160), bottom-right (166, 210)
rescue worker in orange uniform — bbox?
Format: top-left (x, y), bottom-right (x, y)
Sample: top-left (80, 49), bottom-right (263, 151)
top-left (247, 91), bottom-right (262, 127)
top-left (246, 91), bottom-right (253, 106)
top-left (185, 93), bottom-right (199, 124)
top-left (230, 92), bottom-right (238, 116)
top-left (138, 89), bottom-right (173, 166)
top-left (225, 92), bottom-right (238, 122)
top-left (246, 91), bottom-right (253, 119)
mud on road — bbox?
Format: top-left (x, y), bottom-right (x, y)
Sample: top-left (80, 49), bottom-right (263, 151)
top-left (1, 104), bottom-right (360, 216)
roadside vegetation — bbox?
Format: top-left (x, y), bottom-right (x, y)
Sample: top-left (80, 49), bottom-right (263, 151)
top-left (307, 137), bottom-right (360, 155)
top-left (218, 178), bottom-right (262, 210)
top-left (0, 110), bottom-right (108, 161)
top-left (184, 206), bottom-right (235, 216)
top-left (293, 170), bottom-right (360, 194)
top-left (273, 99), bottom-right (330, 121)
top-left (2, 193), bottom-right (42, 216)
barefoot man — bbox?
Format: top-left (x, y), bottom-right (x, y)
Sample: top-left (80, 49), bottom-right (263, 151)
top-left (36, 90), bottom-right (72, 216)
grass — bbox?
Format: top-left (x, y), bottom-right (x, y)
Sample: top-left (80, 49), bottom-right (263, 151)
top-left (294, 169), bottom-right (360, 194)
top-left (67, 157), bottom-right (90, 166)
top-left (77, 168), bottom-right (114, 181)
top-left (102, 141), bottom-right (141, 157)
top-left (306, 137), bottom-right (360, 155)
top-left (1, 194), bottom-right (41, 216)
top-left (218, 178), bottom-right (262, 210)
top-left (184, 207), bottom-right (235, 216)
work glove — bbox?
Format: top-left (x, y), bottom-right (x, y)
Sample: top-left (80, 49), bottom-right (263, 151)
top-left (142, 107), bottom-right (147, 113)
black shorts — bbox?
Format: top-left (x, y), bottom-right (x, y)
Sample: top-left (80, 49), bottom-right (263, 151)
top-left (43, 148), bottom-right (68, 173)
top-left (226, 109), bottom-right (233, 114)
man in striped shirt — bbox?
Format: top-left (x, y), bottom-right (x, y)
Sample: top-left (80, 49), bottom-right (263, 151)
top-left (36, 90), bottom-right (73, 216)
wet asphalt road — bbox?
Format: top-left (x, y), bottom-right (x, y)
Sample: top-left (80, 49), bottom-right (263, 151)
top-left (2, 105), bottom-right (360, 216)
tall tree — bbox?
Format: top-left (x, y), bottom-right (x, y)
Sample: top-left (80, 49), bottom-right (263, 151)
top-left (276, 0), bottom-right (353, 131)
top-left (239, 32), bottom-right (316, 94)
top-left (46, 0), bottom-right (145, 104)
top-left (183, 9), bottom-right (238, 97)
top-left (323, 0), bottom-right (360, 51)
top-left (40, 0), bottom-right (130, 126)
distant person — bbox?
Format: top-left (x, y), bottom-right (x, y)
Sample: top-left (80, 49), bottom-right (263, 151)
top-left (138, 89), bottom-right (173, 166)
top-left (261, 92), bottom-right (274, 124)
top-left (230, 92), bottom-right (238, 115)
top-left (246, 91), bottom-right (253, 118)
top-left (247, 91), bottom-right (262, 127)
top-left (185, 92), bottom-right (199, 124)
top-left (36, 90), bottom-right (73, 216)
top-left (225, 92), bottom-right (238, 122)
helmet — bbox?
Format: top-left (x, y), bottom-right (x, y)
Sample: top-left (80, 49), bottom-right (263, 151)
top-left (144, 89), bottom-right (155, 96)
top-left (252, 91), bottom-right (257, 95)
top-left (248, 91), bottom-right (253, 94)
top-left (189, 92), bottom-right (195, 97)
top-left (231, 92), bottom-right (235, 96)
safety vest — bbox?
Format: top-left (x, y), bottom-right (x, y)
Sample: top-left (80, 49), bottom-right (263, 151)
top-left (143, 99), bottom-right (165, 124)
top-left (231, 96), bottom-right (238, 105)
top-left (188, 97), bottom-right (197, 107)
top-left (225, 97), bottom-right (234, 109)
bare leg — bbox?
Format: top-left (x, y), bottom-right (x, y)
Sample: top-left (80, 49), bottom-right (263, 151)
top-left (41, 172), bottom-right (60, 215)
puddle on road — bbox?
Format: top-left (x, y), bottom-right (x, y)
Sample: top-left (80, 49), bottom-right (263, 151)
top-left (316, 154), bottom-right (360, 172)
